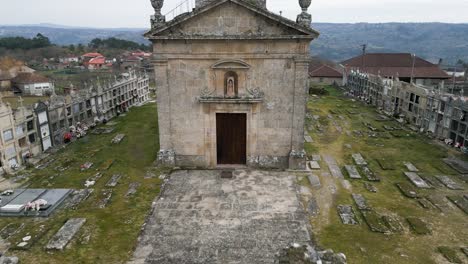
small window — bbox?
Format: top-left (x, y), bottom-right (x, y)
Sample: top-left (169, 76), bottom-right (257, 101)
top-left (29, 133), bottom-right (36, 143)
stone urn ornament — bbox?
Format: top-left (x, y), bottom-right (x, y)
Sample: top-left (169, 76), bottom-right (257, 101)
top-left (151, 0), bottom-right (164, 15)
top-left (150, 0), bottom-right (165, 28)
top-left (299, 0), bottom-right (312, 10)
top-left (297, 0), bottom-right (312, 27)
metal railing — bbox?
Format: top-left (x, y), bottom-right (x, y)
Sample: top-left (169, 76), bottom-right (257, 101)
top-left (164, 0), bottom-right (196, 21)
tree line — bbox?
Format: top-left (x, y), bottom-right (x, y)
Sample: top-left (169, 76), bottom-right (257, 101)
top-left (0, 34), bottom-right (149, 52)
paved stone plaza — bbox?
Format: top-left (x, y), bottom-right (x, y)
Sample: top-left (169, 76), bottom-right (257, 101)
top-left (129, 170), bottom-right (312, 264)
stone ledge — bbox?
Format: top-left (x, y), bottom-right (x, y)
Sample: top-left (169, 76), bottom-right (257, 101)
top-left (197, 97), bottom-right (263, 104)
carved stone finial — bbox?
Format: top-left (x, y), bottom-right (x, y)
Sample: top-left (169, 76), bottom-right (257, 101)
top-left (150, 0), bottom-right (165, 29)
top-left (297, 0), bottom-right (312, 28)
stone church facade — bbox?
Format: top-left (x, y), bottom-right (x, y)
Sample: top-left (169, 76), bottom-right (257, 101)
top-left (147, 0), bottom-right (318, 169)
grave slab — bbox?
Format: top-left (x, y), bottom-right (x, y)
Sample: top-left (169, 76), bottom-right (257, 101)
top-left (106, 174), bottom-right (122, 187)
top-left (404, 162), bottom-right (419, 172)
top-left (407, 217), bottom-right (431, 235)
top-left (352, 194), bottom-right (371, 211)
top-left (337, 205), bottom-right (359, 225)
top-left (304, 135), bottom-right (313, 143)
top-left (404, 172), bottom-right (431, 188)
top-left (362, 166), bottom-right (380, 182)
top-left (364, 182), bottom-right (378, 193)
top-left (311, 155), bottom-right (321, 161)
top-left (307, 197), bottom-right (319, 216)
top-left (308, 161), bottom-right (321, 170)
top-left (345, 165), bottom-right (361, 179)
top-left (307, 174), bottom-right (321, 188)
top-left (98, 189), bottom-right (112, 208)
top-left (443, 158), bottom-right (468, 174)
top-left (352, 153), bottom-right (367, 166)
top-left (111, 134), bottom-right (125, 144)
top-left (126, 183), bottom-right (141, 197)
top-left (396, 182), bottom-right (420, 199)
top-left (435, 175), bottom-right (464, 190)
top-left (66, 189), bottom-right (93, 210)
top-left (447, 196), bottom-right (468, 214)
top-left (362, 211), bottom-right (390, 233)
top-left (46, 218), bottom-right (86, 250)
top-left (427, 195), bottom-right (452, 212)
top-left (0, 189), bottom-right (46, 213)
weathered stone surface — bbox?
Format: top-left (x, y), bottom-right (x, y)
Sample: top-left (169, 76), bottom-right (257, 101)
top-left (46, 218), bottom-right (86, 250)
top-left (311, 155), bottom-right (321, 161)
top-left (352, 194), bottom-right (371, 211)
top-left (362, 166), bottom-right (380, 182)
top-left (404, 172), bottom-right (431, 188)
top-left (345, 165), bottom-right (361, 179)
top-left (129, 170), bottom-right (312, 263)
top-left (106, 174), bottom-right (122, 187)
top-left (337, 205), bottom-right (358, 225)
top-left (98, 189), bottom-right (113, 209)
top-left (382, 215), bottom-right (403, 233)
top-left (407, 217), bottom-right (431, 235)
top-left (364, 182), bottom-right (378, 193)
top-left (308, 161), bottom-right (321, 170)
top-left (447, 196), bottom-right (468, 214)
top-left (65, 189), bottom-right (93, 210)
top-left (111, 134), bottom-right (125, 144)
top-left (427, 195), bottom-right (452, 212)
top-left (417, 198), bottom-right (434, 209)
top-left (324, 156), bottom-right (344, 179)
top-left (352, 153), bottom-right (367, 166)
top-left (308, 174), bottom-right (321, 188)
top-left (0, 256), bottom-right (19, 264)
top-left (404, 162), bottom-right (419, 172)
top-left (443, 158), bottom-right (468, 174)
top-left (396, 182), bottom-right (420, 198)
top-left (435, 175), bottom-right (464, 190)
top-left (307, 197), bottom-right (319, 216)
top-left (304, 135), bottom-right (313, 143)
top-left (361, 211), bottom-right (390, 233)
top-left (126, 183), bottom-right (141, 197)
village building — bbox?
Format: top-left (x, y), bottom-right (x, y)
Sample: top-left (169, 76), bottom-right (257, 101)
top-left (11, 72), bottom-right (54, 96)
top-left (342, 53), bottom-right (450, 89)
top-left (0, 58), bottom-right (35, 96)
top-left (309, 64), bottom-right (344, 86)
top-left (148, 0), bottom-right (318, 169)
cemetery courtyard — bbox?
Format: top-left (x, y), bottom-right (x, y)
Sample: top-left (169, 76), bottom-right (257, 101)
top-left (0, 88), bottom-right (466, 263)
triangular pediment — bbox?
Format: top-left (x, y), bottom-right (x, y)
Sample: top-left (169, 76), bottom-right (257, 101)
top-left (146, 0), bottom-right (319, 39)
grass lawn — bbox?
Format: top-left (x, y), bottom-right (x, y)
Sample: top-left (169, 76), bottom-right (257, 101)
top-left (0, 103), bottom-right (168, 263)
top-left (306, 86), bottom-right (468, 264)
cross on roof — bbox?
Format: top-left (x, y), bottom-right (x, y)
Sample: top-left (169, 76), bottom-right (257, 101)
top-left (17, 96), bottom-right (24, 108)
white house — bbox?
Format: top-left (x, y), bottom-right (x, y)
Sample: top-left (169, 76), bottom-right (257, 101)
top-left (12, 72), bottom-right (54, 96)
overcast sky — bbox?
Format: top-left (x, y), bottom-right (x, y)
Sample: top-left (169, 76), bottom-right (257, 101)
top-left (0, 0), bottom-right (467, 28)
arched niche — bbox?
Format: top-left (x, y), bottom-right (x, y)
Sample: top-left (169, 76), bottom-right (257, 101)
top-left (211, 60), bottom-right (250, 98)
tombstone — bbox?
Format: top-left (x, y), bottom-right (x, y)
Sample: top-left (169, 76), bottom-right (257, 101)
top-left (364, 182), bottom-right (377, 193)
top-left (311, 155), bottom-right (321, 161)
top-left (304, 135), bottom-right (313, 143)
top-left (342, 180), bottom-right (352, 190)
top-left (382, 215), bottom-right (403, 233)
top-left (345, 165), bottom-right (361, 179)
top-left (362, 166), bottom-right (380, 182)
top-left (0, 223), bottom-right (25, 240)
top-left (99, 160), bottom-right (114, 171)
top-left (396, 182), bottom-right (420, 198)
top-left (111, 134), bottom-right (125, 144)
top-left (337, 205), bottom-right (359, 225)
top-left (46, 218), bottom-right (86, 250)
top-left (427, 195), bottom-right (452, 212)
top-left (126, 183), bottom-right (141, 197)
top-left (80, 162), bottom-right (93, 171)
top-left (0, 256), bottom-right (19, 264)
top-left (361, 211), bottom-right (390, 233)
top-left (98, 189), bottom-right (113, 208)
top-left (446, 196), bottom-right (468, 214)
top-left (438, 247), bottom-right (462, 264)
top-left (407, 217), bottom-right (431, 235)
top-left (403, 162), bottom-right (419, 172)
top-left (352, 153), bottom-right (367, 166)
top-left (417, 198), bottom-right (434, 209)
top-left (106, 174), bottom-right (122, 187)
top-left (435, 175), bottom-right (464, 190)
top-left (352, 194), bottom-right (371, 211)
top-left (308, 161), bottom-right (321, 170)
top-left (307, 197), bottom-right (319, 216)
top-left (66, 189), bottom-right (93, 210)
top-left (404, 172), bottom-right (431, 188)
top-left (308, 174), bottom-right (321, 188)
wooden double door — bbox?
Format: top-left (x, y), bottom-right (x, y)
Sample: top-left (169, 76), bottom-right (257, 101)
top-left (216, 113), bottom-right (247, 165)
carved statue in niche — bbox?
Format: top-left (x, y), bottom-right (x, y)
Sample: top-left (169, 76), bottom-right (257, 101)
top-left (224, 71), bottom-right (238, 97)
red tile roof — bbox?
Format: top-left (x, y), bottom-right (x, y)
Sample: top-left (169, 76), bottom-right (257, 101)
top-left (342, 53), bottom-right (450, 79)
top-left (11, 72), bottom-right (49, 84)
top-left (82, 52), bottom-right (103, 58)
top-left (88, 56), bottom-right (106, 65)
top-left (309, 65), bottom-right (343, 78)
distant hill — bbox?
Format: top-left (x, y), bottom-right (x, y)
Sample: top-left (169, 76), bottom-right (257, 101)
top-left (0, 25), bottom-right (148, 46)
top-left (1, 23), bottom-right (468, 64)
top-left (311, 23), bottom-right (468, 64)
